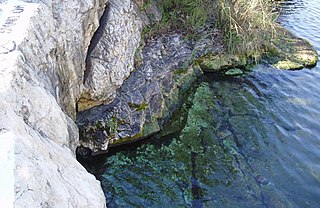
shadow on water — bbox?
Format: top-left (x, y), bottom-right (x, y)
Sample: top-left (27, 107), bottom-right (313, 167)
top-left (80, 0), bottom-right (320, 207)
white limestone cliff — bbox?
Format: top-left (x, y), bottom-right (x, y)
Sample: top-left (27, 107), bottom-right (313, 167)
top-left (0, 0), bottom-right (107, 207)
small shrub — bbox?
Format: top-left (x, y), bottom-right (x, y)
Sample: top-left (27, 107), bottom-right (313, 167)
top-left (142, 0), bottom-right (214, 39)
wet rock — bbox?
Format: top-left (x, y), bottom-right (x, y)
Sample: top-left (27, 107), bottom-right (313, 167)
top-left (217, 129), bottom-right (232, 140)
top-left (256, 175), bottom-right (270, 185)
top-left (77, 34), bottom-right (201, 153)
top-left (270, 25), bottom-right (318, 70)
top-left (273, 60), bottom-right (304, 70)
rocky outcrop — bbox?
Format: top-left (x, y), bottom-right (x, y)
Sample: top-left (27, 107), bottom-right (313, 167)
top-left (0, 0), bottom-right (106, 207)
top-left (78, 0), bottom-right (143, 111)
top-left (196, 25), bottom-right (318, 72)
top-left (75, 2), bottom-right (318, 157)
top-left (77, 33), bottom-right (202, 155)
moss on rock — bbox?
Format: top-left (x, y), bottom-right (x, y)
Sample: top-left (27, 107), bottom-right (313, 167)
top-left (196, 53), bottom-right (247, 72)
top-left (110, 132), bottom-right (144, 146)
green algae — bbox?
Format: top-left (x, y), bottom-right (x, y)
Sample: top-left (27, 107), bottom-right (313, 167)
top-left (128, 102), bottom-right (149, 111)
top-left (107, 116), bottom-right (118, 135)
top-left (225, 68), bottom-right (243, 76)
top-left (173, 68), bottom-right (188, 75)
top-left (93, 72), bottom-right (303, 207)
top-left (100, 83), bottom-right (241, 206)
top-left (168, 83), bottom-right (239, 186)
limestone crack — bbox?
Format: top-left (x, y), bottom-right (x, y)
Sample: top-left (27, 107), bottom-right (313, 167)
top-left (83, 2), bottom-right (110, 83)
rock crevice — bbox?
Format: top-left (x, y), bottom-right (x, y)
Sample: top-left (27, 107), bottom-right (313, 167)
top-left (83, 1), bottom-right (110, 84)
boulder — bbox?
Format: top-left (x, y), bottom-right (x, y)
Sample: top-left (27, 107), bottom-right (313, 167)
top-left (270, 25), bottom-right (318, 70)
top-left (0, 0), bottom-right (107, 207)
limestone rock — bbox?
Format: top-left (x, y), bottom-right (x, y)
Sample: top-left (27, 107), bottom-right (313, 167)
top-left (79, 0), bottom-right (143, 111)
top-left (0, 0), bottom-right (107, 207)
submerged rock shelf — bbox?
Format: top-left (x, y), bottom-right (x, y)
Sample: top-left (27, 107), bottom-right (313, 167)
top-left (85, 62), bottom-right (320, 207)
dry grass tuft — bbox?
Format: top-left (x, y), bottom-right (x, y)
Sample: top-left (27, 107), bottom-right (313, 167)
top-left (216, 0), bottom-right (278, 56)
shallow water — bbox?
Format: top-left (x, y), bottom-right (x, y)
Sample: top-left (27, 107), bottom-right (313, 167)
top-left (83, 1), bottom-right (320, 207)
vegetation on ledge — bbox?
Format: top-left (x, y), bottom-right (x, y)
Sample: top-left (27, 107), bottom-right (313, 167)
top-left (142, 0), bottom-right (277, 56)
top-left (140, 0), bottom-right (317, 71)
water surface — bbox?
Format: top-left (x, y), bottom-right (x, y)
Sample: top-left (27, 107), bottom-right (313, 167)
top-left (83, 1), bottom-right (320, 207)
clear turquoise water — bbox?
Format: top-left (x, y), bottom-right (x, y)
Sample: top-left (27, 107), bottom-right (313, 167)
top-left (83, 1), bottom-right (320, 207)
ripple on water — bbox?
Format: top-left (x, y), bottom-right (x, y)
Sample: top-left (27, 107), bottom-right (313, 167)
top-left (279, 0), bottom-right (320, 51)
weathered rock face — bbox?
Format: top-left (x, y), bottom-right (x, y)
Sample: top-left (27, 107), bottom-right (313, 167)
top-left (76, 20), bottom-right (227, 155)
top-left (77, 34), bottom-right (202, 155)
top-left (16, 0), bottom-right (108, 119)
top-left (78, 0), bottom-right (143, 111)
top-left (0, 0), bottom-right (106, 207)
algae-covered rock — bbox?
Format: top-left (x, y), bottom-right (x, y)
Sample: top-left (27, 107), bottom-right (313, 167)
top-left (270, 25), bottom-right (318, 70)
top-left (197, 54), bottom-right (247, 72)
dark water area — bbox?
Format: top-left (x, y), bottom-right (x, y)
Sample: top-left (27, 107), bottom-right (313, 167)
top-left (82, 0), bottom-right (320, 207)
